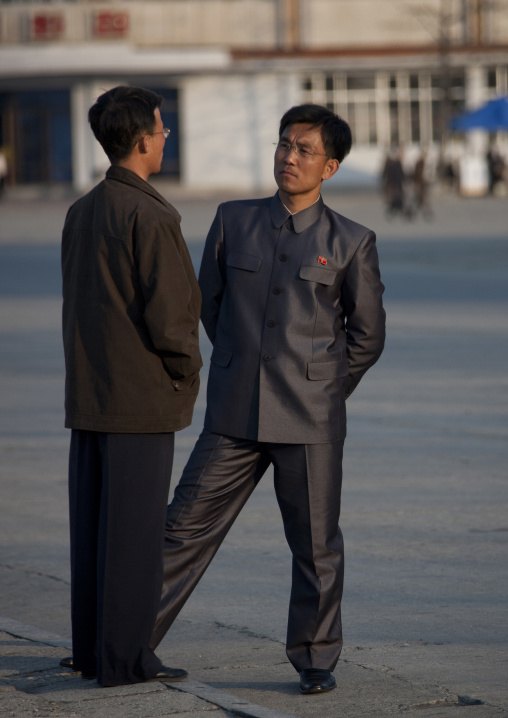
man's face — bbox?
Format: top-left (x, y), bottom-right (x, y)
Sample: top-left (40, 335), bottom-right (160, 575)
top-left (148, 108), bottom-right (166, 174)
top-left (274, 123), bottom-right (336, 199)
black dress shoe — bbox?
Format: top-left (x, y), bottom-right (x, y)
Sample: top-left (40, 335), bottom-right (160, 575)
top-left (59, 656), bottom-right (183, 682)
top-left (299, 668), bottom-right (336, 694)
top-left (59, 656), bottom-right (96, 679)
top-left (150, 666), bottom-right (188, 682)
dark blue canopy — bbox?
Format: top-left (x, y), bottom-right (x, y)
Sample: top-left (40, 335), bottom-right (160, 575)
top-left (450, 96), bottom-right (508, 132)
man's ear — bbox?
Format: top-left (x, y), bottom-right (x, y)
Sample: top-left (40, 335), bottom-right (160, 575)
top-left (322, 158), bottom-right (340, 182)
top-left (137, 135), bottom-right (150, 155)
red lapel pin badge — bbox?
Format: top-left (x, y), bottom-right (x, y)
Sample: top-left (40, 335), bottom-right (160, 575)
top-left (318, 256), bottom-right (327, 265)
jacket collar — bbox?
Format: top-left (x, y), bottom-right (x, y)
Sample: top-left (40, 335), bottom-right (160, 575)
top-left (105, 166), bottom-right (181, 220)
top-left (269, 192), bottom-right (325, 234)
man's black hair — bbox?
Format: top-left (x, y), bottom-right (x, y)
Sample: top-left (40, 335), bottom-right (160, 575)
top-left (279, 104), bottom-right (352, 163)
top-left (88, 86), bottom-right (163, 162)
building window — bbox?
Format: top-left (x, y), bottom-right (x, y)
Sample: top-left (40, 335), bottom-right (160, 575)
top-left (411, 101), bottom-right (420, 144)
top-left (431, 100), bottom-right (442, 142)
top-left (301, 69), bottom-right (465, 147)
top-left (487, 65), bottom-right (508, 95)
top-left (487, 68), bottom-right (497, 88)
top-left (346, 76), bottom-right (376, 91)
top-left (389, 100), bottom-right (399, 145)
top-left (149, 87), bottom-right (180, 179)
top-left (0, 89), bottom-right (71, 184)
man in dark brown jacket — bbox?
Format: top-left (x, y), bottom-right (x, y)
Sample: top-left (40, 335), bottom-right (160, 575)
top-left (60, 86), bottom-right (202, 687)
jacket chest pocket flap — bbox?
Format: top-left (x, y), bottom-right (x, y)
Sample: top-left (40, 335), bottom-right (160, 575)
top-left (227, 252), bottom-right (263, 272)
top-left (299, 264), bottom-right (336, 285)
top-left (307, 358), bottom-right (349, 380)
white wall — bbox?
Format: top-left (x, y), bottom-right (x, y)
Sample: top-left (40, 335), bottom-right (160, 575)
top-left (300, 0), bottom-right (452, 48)
top-left (71, 81), bottom-right (118, 193)
top-left (180, 73), bottom-right (300, 193)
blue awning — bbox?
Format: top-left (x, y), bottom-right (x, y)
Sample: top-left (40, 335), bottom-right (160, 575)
top-left (449, 96), bottom-right (508, 132)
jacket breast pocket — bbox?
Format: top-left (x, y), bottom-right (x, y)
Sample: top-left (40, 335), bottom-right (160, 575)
top-left (227, 252), bottom-right (262, 272)
top-left (307, 359), bottom-right (349, 380)
top-left (211, 346), bottom-right (233, 368)
top-left (299, 265), bottom-right (336, 286)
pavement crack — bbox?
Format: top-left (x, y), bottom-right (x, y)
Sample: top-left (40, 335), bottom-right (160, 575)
top-left (201, 663), bottom-right (280, 672)
top-left (0, 563), bottom-right (70, 586)
top-left (343, 657), bottom-right (488, 712)
top-left (213, 621), bottom-right (284, 645)
top-left (404, 693), bottom-right (485, 710)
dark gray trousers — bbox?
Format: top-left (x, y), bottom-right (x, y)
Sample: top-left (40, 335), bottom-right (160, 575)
top-left (151, 430), bottom-right (344, 672)
top-left (68, 430), bottom-right (174, 686)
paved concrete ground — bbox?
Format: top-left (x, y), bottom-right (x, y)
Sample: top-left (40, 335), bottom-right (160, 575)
top-left (0, 182), bottom-right (507, 717)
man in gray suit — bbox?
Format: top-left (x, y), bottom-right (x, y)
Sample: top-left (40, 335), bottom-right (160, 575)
top-left (151, 104), bottom-right (386, 694)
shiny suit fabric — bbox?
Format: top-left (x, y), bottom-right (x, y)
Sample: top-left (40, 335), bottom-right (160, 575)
top-left (200, 193), bottom-right (386, 442)
top-left (153, 193), bottom-right (385, 671)
top-left (151, 431), bottom-right (345, 670)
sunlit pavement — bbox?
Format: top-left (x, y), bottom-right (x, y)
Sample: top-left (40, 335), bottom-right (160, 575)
top-left (1, 184), bottom-right (507, 717)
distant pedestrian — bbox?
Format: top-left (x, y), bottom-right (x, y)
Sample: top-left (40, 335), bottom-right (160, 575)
top-left (60, 86), bottom-right (202, 687)
top-left (381, 146), bottom-right (407, 217)
top-left (412, 149), bottom-right (433, 219)
top-left (486, 144), bottom-right (506, 195)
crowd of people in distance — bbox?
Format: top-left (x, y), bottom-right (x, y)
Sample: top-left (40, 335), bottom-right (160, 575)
top-left (380, 141), bottom-right (507, 219)
top-left (380, 146), bottom-right (435, 221)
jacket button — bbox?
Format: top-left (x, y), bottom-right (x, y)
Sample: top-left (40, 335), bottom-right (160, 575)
top-left (279, 253), bottom-right (288, 261)
top-left (267, 320), bottom-right (276, 327)
top-left (273, 287), bottom-right (281, 294)
top-left (172, 381), bottom-right (180, 389)
top-left (263, 354), bottom-right (272, 362)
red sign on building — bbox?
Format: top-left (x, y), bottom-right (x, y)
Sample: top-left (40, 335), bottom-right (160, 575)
top-left (94, 12), bottom-right (129, 38)
top-left (32, 13), bottom-right (65, 40)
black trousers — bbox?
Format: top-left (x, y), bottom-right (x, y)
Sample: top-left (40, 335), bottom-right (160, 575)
top-left (68, 430), bottom-right (174, 686)
top-left (151, 430), bottom-right (345, 672)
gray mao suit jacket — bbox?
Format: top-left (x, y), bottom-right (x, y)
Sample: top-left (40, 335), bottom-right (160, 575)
top-left (199, 193), bottom-right (386, 445)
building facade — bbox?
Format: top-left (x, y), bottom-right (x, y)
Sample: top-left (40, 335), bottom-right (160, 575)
top-left (0, 0), bottom-right (507, 193)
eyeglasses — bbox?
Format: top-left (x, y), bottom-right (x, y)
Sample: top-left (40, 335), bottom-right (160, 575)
top-left (152, 128), bottom-right (171, 139)
top-left (273, 140), bottom-right (328, 159)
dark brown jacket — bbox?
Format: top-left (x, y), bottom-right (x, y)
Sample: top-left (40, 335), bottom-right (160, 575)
top-left (62, 166), bottom-right (202, 433)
